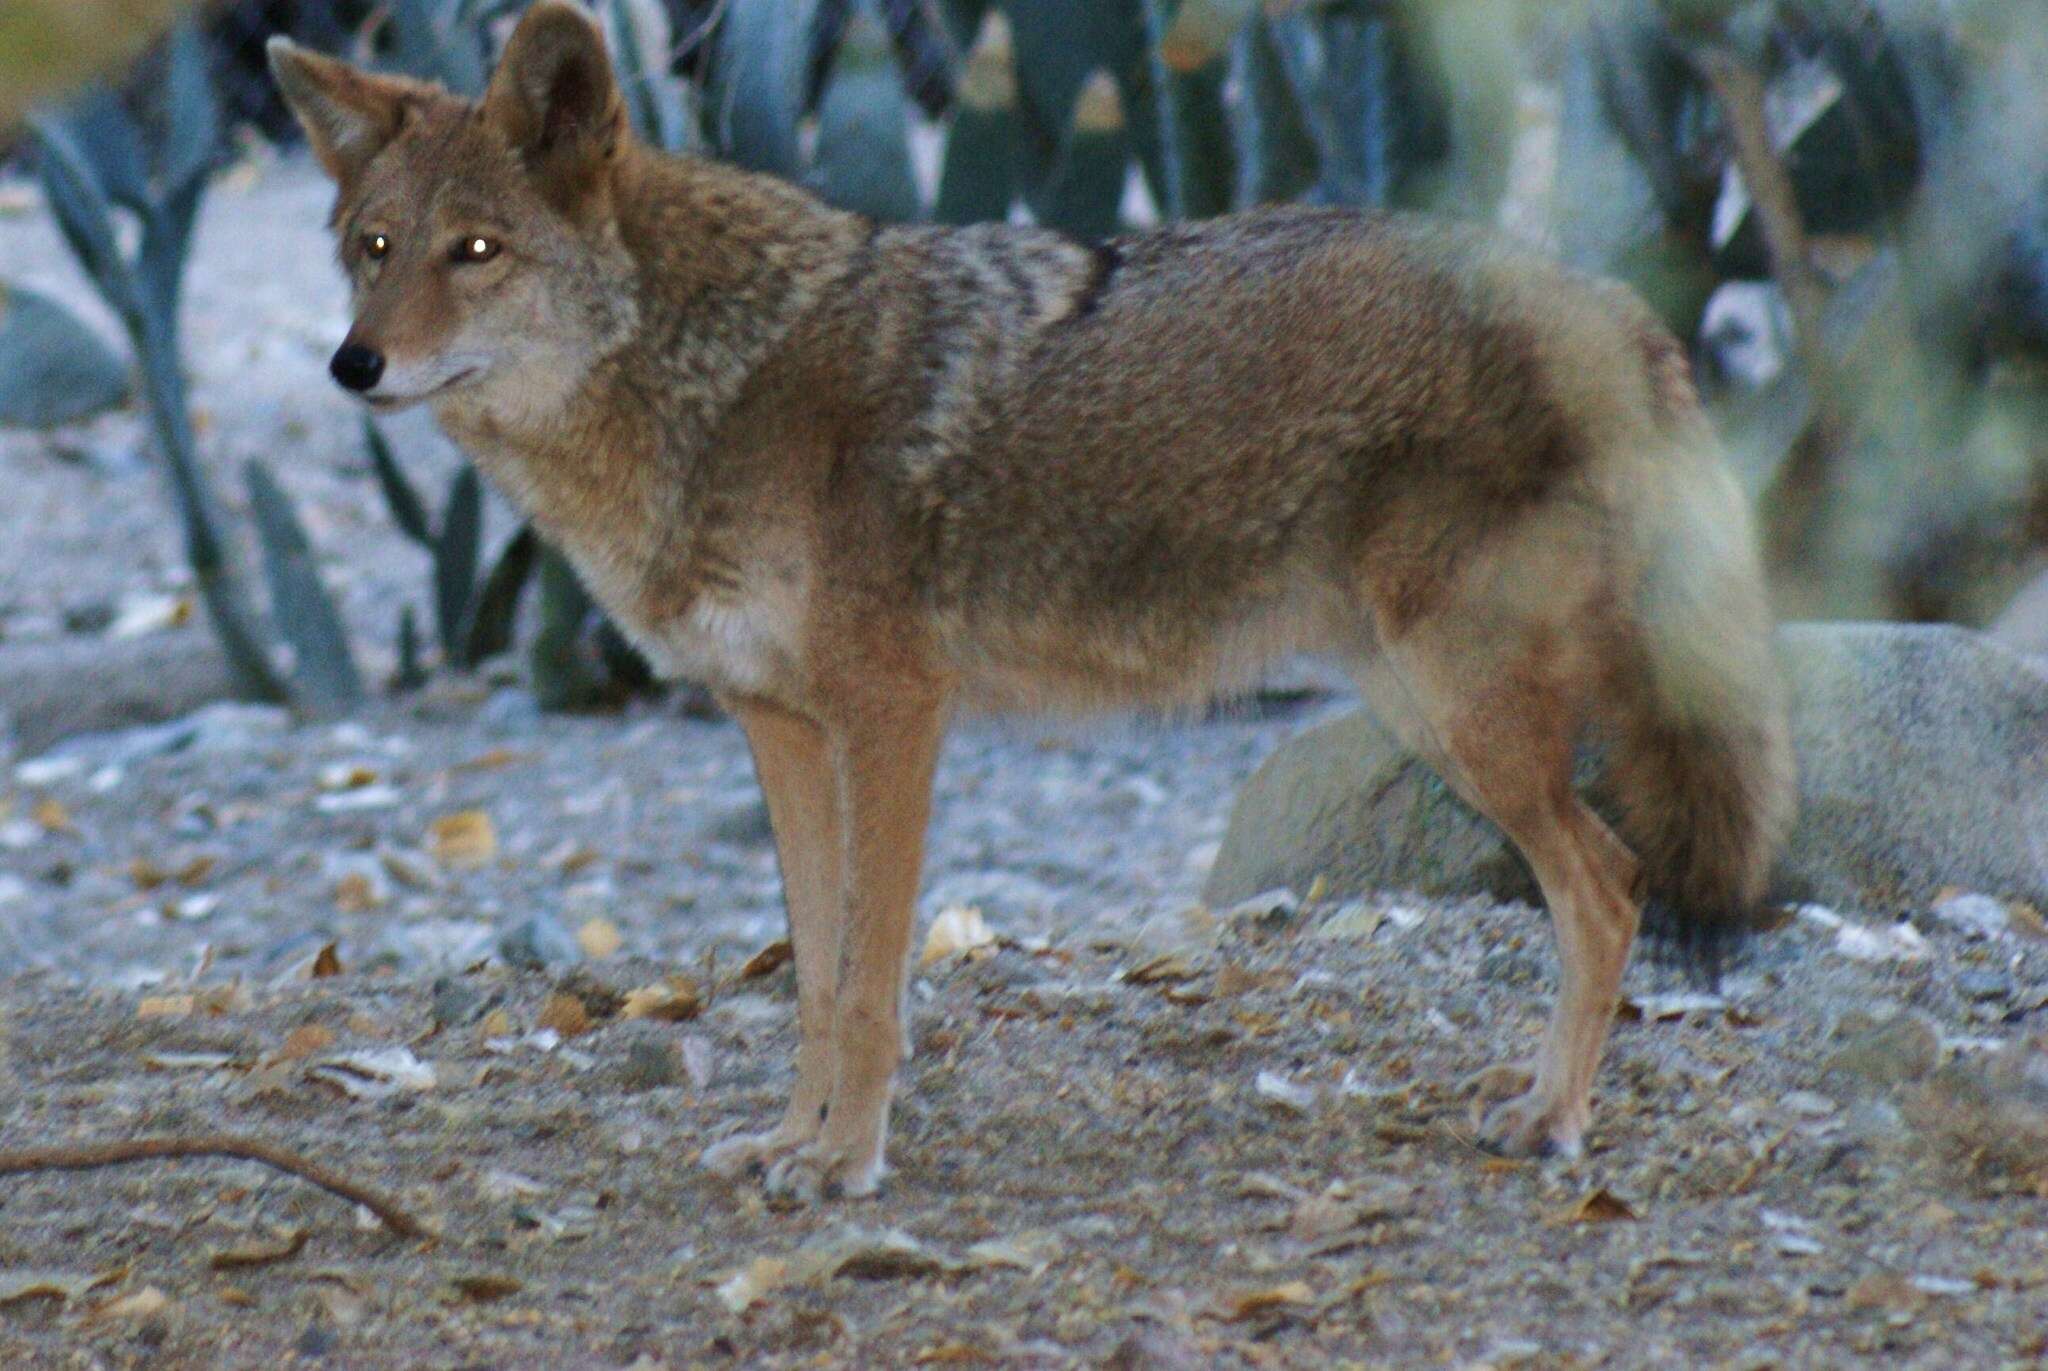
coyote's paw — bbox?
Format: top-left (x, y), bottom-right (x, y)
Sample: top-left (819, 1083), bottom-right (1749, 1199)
top-left (762, 1140), bottom-right (884, 1205)
top-left (701, 1126), bottom-right (811, 1181)
top-left (1466, 1062), bottom-right (1585, 1159)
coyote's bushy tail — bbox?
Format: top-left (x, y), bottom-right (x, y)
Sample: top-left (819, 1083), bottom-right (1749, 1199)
top-left (1606, 344), bottom-right (1797, 973)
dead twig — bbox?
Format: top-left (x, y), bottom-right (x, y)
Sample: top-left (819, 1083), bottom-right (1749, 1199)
top-left (0, 1134), bottom-right (431, 1240)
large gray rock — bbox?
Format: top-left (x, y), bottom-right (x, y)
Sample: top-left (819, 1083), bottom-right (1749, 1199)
top-left (1205, 623), bottom-right (2048, 914)
top-left (1992, 568), bottom-right (2048, 659)
top-left (0, 632), bottom-right (237, 756)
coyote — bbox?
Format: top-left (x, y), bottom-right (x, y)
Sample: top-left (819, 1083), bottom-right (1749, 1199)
top-left (271, 2), bottom-right (1794, 1200)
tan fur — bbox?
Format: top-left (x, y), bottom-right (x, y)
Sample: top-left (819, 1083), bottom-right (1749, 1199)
top-left (271, 4), bottom-right (1795, 1195)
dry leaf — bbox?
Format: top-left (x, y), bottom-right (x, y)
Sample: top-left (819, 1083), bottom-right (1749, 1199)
top-left (137, 994), bottom-right (195, 1020)
top-left (1254, 1070), bottom-right (1317, 1115)
top-left (33, 799), bottom-right (72, 834)
top-left (1846, 1272), bottom-right (1926, 1313)
top-left (577, 917), bottom-right (623, 960)
top-left (537, 992), bottom-right (592, 1038)
top-left (209, 1227), bottom-right (308, 1270)
top-left (274, 1024), bottom-right (337, 1062)
top-left (912, 1343), bottom-right (993, 1365)
top-left (921, 906), bottom-right (997, 967)
top-left (307, 1046), bottom-right (436, 1098)
top-left (789, 1227), bottom-right (954, 1282)
top-left (1123, 952), bottom-right (1199, 985)
top-left (93, 1286), bottom-right (170, 1322)
top-left (714, 1256), bottom-right (789, 1314)
top-left (1557, 1188), bottom-right (1638, 1224)
top-left (1215, 1280), bottom-right (1313, 1321)
top-left (621, 977), bottom-right (702, 1023)
top-left (479, 1007), bottom-right (516, 1039)
top-left (458, 748), bottom-right (531, 772)
top-left (429, 811), bottom-right (496, 868)
top-left (450, 1273), bottom-right (524, 1303)
top-left (129, 857), bottom-right (169, 890)
top-left (318, 764), bottom-right (381, 792)
top-left (1212, 963), bottom-right (1266, 998)
top-left (333, 872), bottom-right (382, 912)
top-left (310, 943), bottom-right (343, 979)
top-left (738, 940), bottom-right (794, 980)
top-left (0, 1269), bottom-right (122, 1306)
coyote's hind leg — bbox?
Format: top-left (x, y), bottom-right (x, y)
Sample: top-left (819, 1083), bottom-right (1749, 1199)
top-left (1358, 627), bottom-right (1643, 1158)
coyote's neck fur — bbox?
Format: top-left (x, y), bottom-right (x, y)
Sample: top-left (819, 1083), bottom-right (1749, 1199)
top-left (431, 156), bottom-right (863, 693)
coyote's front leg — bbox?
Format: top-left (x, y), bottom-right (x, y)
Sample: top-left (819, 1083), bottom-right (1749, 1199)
top-left (702, 698), bottom-right (845, 1181)
top-left (763, 694), bottom-right (945, 1202)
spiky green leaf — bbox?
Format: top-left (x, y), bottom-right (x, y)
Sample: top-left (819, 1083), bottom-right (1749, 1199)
top-left (808, 7), bottom-right (921, 220)
top-left (30, 120), bottom-right (140, 321)
top-left (532, 548), bottom-right (601, 711)
top-left (707, 0), bottom-right (818, 174)
top-left (0, 282), bottom-right (130, 429)
top-left (247, 460), bottom-right (363, 714)
top-left (159, 23), bottom-right (219, 196)
top-left (461, 524), bottom-right (540, 667)
top-left (365, 419), bottom-right (433, 547)
top-left (435, 465), bottom-right (484, 659)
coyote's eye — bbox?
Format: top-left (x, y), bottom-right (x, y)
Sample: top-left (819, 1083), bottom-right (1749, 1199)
top-left (363, 233), bottom-right (390, 261)
top-left (454, 236), bottom-right (501, 265)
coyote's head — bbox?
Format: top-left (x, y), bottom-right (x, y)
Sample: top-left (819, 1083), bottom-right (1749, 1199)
top-left (268, 2), bottom-right (639, 418)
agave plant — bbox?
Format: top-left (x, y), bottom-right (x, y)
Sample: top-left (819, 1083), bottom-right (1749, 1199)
top-left (364, 420), bottom-right (539, 682)
top-left (26, 22), bottom-right (363, 712)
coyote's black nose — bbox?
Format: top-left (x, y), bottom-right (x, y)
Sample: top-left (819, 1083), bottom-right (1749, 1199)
top-left (329, 343), bottom-right (385, 393)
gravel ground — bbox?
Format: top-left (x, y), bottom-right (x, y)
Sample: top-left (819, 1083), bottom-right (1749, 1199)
top-left (3, 150), bottom-right (2046, 1370)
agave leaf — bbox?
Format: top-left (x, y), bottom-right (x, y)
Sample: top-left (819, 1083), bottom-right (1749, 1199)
top-left (1232, 13), bottom-right (1319, 209)
top-left (0, 282), bottom-right (130, 429)
top-left (364, 419), bottom-right (433, 546)
top-left (606, 0), bottom-right (697, 151)
top-left (1147, 0), bottom-right (1238, 220)
top-left (880, 0), bottom-right (956, 119)
top-left (396, 605), bottom-right (427, 691)
top-left (1042, 69), bottom-right (1128, 239)
top-left (808, 7), bottom-right (920, 220)
top-left (532, 548), bottom-right (601, 711)
top-left (708, 0), bottom-right (818, 175)
top-left (802, 0), bottom-right (855, 115)
top-left (30, 120), bottom-right (140, 322)
top-left (435, 465), bottom-right (484, 659)
top-left (1001, 0), bottom-right (1145, 205)
top-left (384, 0), bottom-right (488, 94)
top-left (63, 88), bottom-right (151, 211)
top-left (247, 460), bottom-right (364, 714)
top-left (934, 10), bottom-right (1016, 224)
top-left (461, 524), bottom-right (540, 667)
top-left (938, 0), bottom-right (992, 49)
top-left (138, 171), bottom-right (204, 330)
top-left (159, 23), bottom-right (220, 197)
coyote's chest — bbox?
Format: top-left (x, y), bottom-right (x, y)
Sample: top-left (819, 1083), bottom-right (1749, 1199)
top-left (636, 593), bottom-right (801, 696)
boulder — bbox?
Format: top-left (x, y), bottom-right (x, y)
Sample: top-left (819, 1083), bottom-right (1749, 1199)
top-left (0, 631), bottom-right (237, 756)
top-left (1991, 567), bottom-right (2048, 659)
top-left (1204, 623), bottom-right (2048, 914)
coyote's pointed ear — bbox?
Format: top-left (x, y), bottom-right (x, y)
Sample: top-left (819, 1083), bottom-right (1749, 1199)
top-left (267, 38), bottom-right (414, 185)
top-left (482, 1), bottom-right (626, 216)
